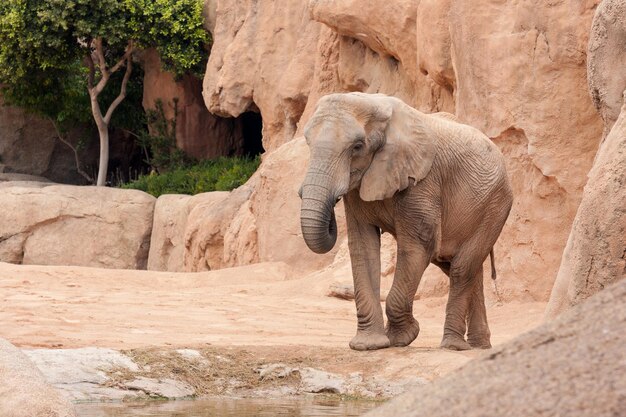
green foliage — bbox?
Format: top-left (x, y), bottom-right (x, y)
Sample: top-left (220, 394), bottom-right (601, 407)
top-left (121, 157), bottom-right (261, 197)
top-left (139, 99), bottom-right (192, 172)
top-left (0, 0), bottom-right (209, 121)
top-left (126, 0), bottom-right (210, 77)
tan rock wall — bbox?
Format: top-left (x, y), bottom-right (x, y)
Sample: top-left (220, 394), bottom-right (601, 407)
top-left (445, 0), bottom-right (603, 300)
top-left (587, 0), bottom-right (626, 136)
top-left (0, 184), bottom-right (155, 269)
top-left (203, 0), bottom-right (322, 150)
top-left (200, 0), bottom-right (605, 301)
top-left (183, 181), bottom-right (257, 271)
top-left (545, 91), bottom-right (626, 318)
top-left (142, 49), bottom-right (246, 160)
top-left (148, 194), bottom-right (218, 271)
top-left (0, 98), bottom-right (56, 177)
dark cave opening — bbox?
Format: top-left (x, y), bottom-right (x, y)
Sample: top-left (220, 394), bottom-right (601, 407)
top-left (240, 111), bottom-right (264, 157)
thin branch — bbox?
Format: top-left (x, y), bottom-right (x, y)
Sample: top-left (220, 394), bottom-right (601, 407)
top-left (109, 41), bottom-right (134, 74)
top-left (103, 54), bottom-right (132, 124)
top-left (85, 53), bottom-right (96, 90)
top-left (91, 38), bottom-right (109, 96)
top-left (50, 119), bottom-right (95, 184)
top-left (94, 37), bottom-right (108, 76)
top-left (119, 128), bottom-right (140, 139)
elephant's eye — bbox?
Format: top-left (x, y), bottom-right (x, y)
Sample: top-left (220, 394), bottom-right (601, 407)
top-left (353, 142), bottom-right (364, 152)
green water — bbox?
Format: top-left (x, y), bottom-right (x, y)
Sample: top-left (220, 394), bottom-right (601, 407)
top-left (75, 397), bottom-right (380, 417)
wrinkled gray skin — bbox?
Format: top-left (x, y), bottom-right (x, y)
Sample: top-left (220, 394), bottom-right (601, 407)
top-left (299, 93), bottom-right (513, 351)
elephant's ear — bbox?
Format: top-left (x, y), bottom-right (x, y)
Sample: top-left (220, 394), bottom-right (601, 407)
top-left (360, 98), bottom-right (437, 201)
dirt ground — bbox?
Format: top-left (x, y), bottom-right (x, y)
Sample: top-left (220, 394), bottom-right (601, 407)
top-left (0, 261), bottom-right (545, 386)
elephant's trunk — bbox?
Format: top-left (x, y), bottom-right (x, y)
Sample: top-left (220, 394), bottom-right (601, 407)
top-left (300, 172), bottom-right (339, 254)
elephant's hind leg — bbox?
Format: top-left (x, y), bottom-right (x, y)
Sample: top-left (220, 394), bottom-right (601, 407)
top-left (441, 237), bottom-right (491, 351)
top-left (385, 243), bottom-right (430, 347)
top-left (466, 265), bottom-right (491, 349)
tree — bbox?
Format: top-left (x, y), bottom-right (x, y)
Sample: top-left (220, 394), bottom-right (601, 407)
top-left (0, 0), bottom-right (208, 186)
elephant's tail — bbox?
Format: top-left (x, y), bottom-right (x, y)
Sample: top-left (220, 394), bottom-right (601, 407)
top-left (490, 248), bottom-right (503, 303)
top-left (489, 248), bottom-right (497, 280)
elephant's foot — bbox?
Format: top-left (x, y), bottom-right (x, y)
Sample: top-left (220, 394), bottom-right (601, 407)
top-left (467, 335), bottom-right (492, 349)
top-left (349, 332), bottom-right (390, 351)
top-left (386, 318), bottom-right (420, 347)
top-left (440, 334), bottom-right (471, 351)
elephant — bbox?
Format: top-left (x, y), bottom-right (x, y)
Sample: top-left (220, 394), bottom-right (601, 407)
top-left (299, 92), bottom-right (513, 351)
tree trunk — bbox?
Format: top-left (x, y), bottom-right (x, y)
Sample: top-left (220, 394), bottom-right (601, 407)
top-left (86, 39), bottom-right (134, 187)
top-left (90, 93), bottom-right (109, 187)
top-left (96, 125), bottom-right (109, 186)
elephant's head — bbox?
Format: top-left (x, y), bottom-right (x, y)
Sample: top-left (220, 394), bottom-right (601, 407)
top-left (299, 92), bottom-right (437, 254)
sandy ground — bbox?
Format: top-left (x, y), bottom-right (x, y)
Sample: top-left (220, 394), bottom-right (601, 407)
top-left (0, 261), bottom-right (546, 386)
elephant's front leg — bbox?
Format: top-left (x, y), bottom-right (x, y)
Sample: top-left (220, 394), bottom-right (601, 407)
top-left (385, 240), bottom-right (430, 347)
top-left (346, 214), bottom-right (390, 351)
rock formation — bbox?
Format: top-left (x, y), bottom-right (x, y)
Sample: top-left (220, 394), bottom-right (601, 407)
top-left (364, 279), bottom-right (626, 417)
top-left (545, 90), bottom-right (625, 318)
top-left (0, 184), bottom-right (155, 269)
top-left (141, 49), bottom-right (248, 160)
top-left (148, 194), bottom-right (212, 272)
top-left (587, 0), bottom-right (626, 137)
top-left (545, 0), bottom-right (626, 318)
top-left (182, 180), bottom-right (256, 271)
top-left (0, 98), bottom-right (57, 178)
top-left (202, 0), bottom-right (604, 301)
top-left (0, 337), bottom-right (76, 417)
top-left (148, 191), bottom-right (231, 271)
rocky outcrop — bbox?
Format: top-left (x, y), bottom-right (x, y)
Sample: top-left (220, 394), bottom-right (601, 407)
top-left (141, 49), bottom-right (247, 160)
top-left (545, 1), bottom-right (626, 318)
top-left (0, 337), bottom-right (76, 417)
top-left (149, 191), bottom-right (230, 271)
top-left (365, 278), bottom-right (626, 417)
top-left (179, 139), bottom-right (346, 273)
top-left (0, 184), bottom-right (155, 269)
top-left (587, 0), bottom-right (626, 136)
top-left (0, 98), bottom-right (55, 175)
top-left (183, 180), bottom-right (257, 271)
top-left (446, 0), bottom-right (603, 301)
top-left (545, 92), bottom-right (626, 318)
top-left (203, 0), bottom-right (324, 150)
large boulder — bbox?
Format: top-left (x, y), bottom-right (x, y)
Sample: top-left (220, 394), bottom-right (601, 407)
top-left (587, 0), bottom-right (626, 136)
top-left (545, 91), bottom-right (626, 318)
top-left (0, 337), bottom-right (76, 417)
top-left (0, 185), bottom-right (155, 269)
top-left (183, 181), bottom-right (256, 271)
top-left (148, 192), bottom-right (228, 272)
top-left (365, 279), bottom-right (626, 417)
top-left (0, 97), bottom-right (55, 177)
top-left (149, 191), bottom-right (230, 272)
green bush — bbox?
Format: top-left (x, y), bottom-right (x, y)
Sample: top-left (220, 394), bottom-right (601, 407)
top-left (121, 156), bottom-right (260, 197)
